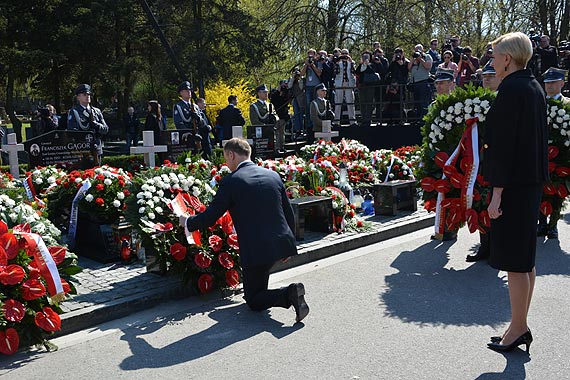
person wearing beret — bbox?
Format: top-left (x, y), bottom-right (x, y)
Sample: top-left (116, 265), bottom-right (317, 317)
top-left (179, 138), bottom-right (309, 323)
top-left (466, 61), bottom-right (502, 263)
top-left (483, 32), bottom-right (548, 353)
top-left (537, 67), bottom-right (570, 239)
top-left (309, 83), bottom-right (334, 134)
top-left (67, 84), bottom-right (109, 165)
top-left (249, 84), bottom-right (278, 127)
top-left (173, 81), bottom-right (205, 153)
top-left (433, 68), bottom-right (455, 95)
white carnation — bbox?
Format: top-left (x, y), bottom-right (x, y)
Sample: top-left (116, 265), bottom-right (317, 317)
top-left (139, 207), bottom-right (146, 214)
top-left (47, 176), bottom-right (56, 184)
top-left (35, 178), bottom-right (43, 184)
top-left (446, 114), bottom-right (453, 121)
top-left (117, 192), bottom-right (125, 200)
top-left (75, 177), bottom-right (82, 183)
top-left (113, 200), bottom-right (121, 208)
top-left (104, 178), bottom-right (112, 186)
top-left (455, 116), bottom-right (463, 124)
top-left (148, 212), bottom-right (155, 220)
top-left (155, 206), bottom-right (163, 213)
top-left (157, 190), bottom-right (164, 197)
top-left (465, 98), bottom-right (473, 105)
top-left (85, 194), bottom-right (94, 202)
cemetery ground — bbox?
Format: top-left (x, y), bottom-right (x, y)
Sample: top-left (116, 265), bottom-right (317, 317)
top-left (1, 213), bottom-right (570, 379)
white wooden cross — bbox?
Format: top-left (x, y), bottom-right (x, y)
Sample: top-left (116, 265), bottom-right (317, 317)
top-left (1, 133), bottom-right (24, 179)
top-left (222, 125), bottom-right (253, 146)
top-left (314, 120), bottom-right (339, 142)
top-left (130, 131), bottom-right (167, 167)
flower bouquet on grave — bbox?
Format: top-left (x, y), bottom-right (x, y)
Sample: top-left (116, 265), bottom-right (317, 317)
top-left (416, 85), bottom-right (495, 237)
top-left (371, 152), bottom-right (415, 183)
top-left (337, 138), bottom-right (371, 162)
top-left (299, 139), bottom-right (341, 161)
top-left (540, 100), bottom-right (570, 221)
top-left (0, 195), bottom-right (82, 355)
top-left (23, 166), bottom-right (68, 204)
top-left (392, 145), bottom-right (422, 177)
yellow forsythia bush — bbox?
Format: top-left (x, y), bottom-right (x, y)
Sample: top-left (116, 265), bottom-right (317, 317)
top-left (204, 80), bottom-right (257, 128)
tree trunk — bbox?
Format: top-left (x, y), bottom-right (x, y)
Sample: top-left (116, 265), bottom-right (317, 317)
top-left (5, 71), bottom-right (23, 143)
top-left (326, 0), bottom-right (339, 51)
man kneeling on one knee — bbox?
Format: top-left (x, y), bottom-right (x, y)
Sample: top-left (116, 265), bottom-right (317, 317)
top-left (179, 138), bottom-right (309, 323)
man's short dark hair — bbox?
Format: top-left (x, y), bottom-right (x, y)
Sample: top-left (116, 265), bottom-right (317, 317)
top-left (430, 39), bottom-right (438, 45)
top-left (197, 98), bottom-right (206, 105)
top-left (228, 95), bottom-right (237, 103)
top-left (224, 137), bottom-right (251, 157)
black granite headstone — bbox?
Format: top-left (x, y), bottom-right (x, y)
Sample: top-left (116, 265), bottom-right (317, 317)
top-left (247, 125), bottom-right (275, 160)
top-left (161, 130), bottom-right (199, 161)
top-left (23, 130), bottom-right (96, 169)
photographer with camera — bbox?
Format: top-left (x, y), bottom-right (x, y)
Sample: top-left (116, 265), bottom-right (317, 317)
top-left (333, 48), bottom-right (357, 127)
top-left (67, 84), bottom-right (109, 164)
top-left (319, 50), bottom-right (335, 101)
top-left (358, 51), bottom-right (380, 127)
top-left (287, 68), bottom-right (305, 138)
top-left (448, 35), bottom-right (464, 64)
top-left (535, 35), bottom-right (559, 77)
top-left (270, 81), bottom-right (291, 153)
top-left (457, 46), bottom-right (480, 87)
top-left (371, 49), bottom-right (390, 121)
top-left (300, 48), bottom-right (324, 134)
top-left (407, 44), bottom-right (433, 118)
top-left (37, 104), bottom-right (59, 135)
top-left (387, 47), bottom-right (410, 85)
top-left (479, 43), bottom-right (494, 67)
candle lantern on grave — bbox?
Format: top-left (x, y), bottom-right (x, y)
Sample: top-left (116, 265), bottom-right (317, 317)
top-left (337, 162), bottom-right (353, 203)
top-left (112, 217), bottom-right (136, 264)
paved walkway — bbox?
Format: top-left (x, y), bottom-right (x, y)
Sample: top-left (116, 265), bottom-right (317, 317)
top-left (58, 206), bottom-right (435, 336)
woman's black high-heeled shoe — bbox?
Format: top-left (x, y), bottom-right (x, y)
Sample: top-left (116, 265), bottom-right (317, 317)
top-left (487, 331), bottom-right (533, 353)
top-left (490, 328), bottom-right (531, 344)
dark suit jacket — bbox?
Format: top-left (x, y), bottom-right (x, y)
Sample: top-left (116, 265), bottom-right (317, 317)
top-left (218, 104), bottom-right (246, 139)
top-left (186, 161), bottom-right (297, 268)
top-left (482, 68), bottom-right (548, 187)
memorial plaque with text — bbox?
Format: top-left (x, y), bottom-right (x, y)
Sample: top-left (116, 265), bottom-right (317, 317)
top-left (247, 125), bottom-right (275, 160)
top-left (161, 130), bottom-right (199, 161)
top-left (24, 130), bottom-right (95, 169)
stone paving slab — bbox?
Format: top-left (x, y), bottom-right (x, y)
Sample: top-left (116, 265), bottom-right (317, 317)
top-left (56, 205), bottom-right (435, 336)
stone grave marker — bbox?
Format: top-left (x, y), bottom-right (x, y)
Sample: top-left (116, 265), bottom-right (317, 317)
top-left (131, 131), bottom-right (167, 167)
top-left (23, 130), bottom-right (96, 170)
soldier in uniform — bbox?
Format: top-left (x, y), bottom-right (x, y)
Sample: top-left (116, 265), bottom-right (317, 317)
top-left (173, 81), bottom-right (204, 153)
top-left (537, 67), bottom-right (569, 240)
top-left (309, 83), bottom-right (334, 137)
top-left (433, 68), bottom-right (455, 95)
top-left (480, 61), bottom-right (501, 91)
top-left (67, 84), bottom-right (109, 165)
top-left (249, 84), bottom-right (277, 127)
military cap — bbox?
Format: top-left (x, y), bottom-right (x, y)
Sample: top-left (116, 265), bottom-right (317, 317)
top-left (177, 81), bottom-right (193, 92)
top-left (74, 84), bottom-right (91, 95)
top-left (315, 83), bottom-right (328, 91)
top-left (543, 67), bottom-right (567, 82)
top-left (255, 84), bottom-right (269, 92)
top-left (434, 69), bottom-right (454, 82)
top-left (481, 60), bottom-right (496, 75)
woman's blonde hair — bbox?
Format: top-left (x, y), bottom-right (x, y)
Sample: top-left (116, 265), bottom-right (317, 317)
top-left (491, 32), bottom-right (533, 68)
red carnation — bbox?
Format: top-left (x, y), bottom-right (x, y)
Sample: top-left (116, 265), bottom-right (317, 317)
top-left (208, 235), bottom-right (223, 252)
top-left (197, 274), bottom-right (214, 293)
top-left (218, 252), bottom-right (234, 269)
top-left (21, 278), bottom-right (47, 300)
top-left (225, 269), bottom-right (240, 288)
top-left (96, 174), bottom-right (105, 181)
top-left (424, 199), bottom-right (437, 212)
top-left (0, 233), bottom-right (19, 260)
top-left (356, 220), bottom-right (363, 228)
top-left (169, 243), bottom-right (187, 261)
top-left (2, 299), bottom-right (26, 322)
top-left (0, 328), bottom-right (19, 355)
top-left (34, 306), bottom-right (61, 332)
top-left (122, 189), bottom-right (131, 196)
top-left (0, 264), bottom-right (26, 285)
top-left (96, 183), bottom-right (105, 191)
top-left (95, 198), bottom-right (105, 206)
top-left (194, 251), bottom-right (212, 268)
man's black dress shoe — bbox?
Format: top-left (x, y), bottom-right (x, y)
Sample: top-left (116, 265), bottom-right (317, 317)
top-left (288, 283), bottom-right (309, 323)
top-left (547, 227), bottom-right (558, 239)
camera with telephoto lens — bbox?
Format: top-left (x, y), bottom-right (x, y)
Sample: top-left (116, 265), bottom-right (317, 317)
top-left (528, 31), bottom-right (541, 44)
top-left (412, 51), bottom-right (421, 59)
top-left (308, 56), bottom-right (314, 65)
top-left (462, 54), bottom-right (469, 61)
top-left (395, 53), bottom-right (402, 61)
top-left (487, 48), bottom-right (493, 55)
top-left (38, 107), bottom-right (50, 117)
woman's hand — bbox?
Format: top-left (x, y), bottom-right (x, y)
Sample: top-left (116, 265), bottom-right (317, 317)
top-left (488, 187), bottom-right (504, 219)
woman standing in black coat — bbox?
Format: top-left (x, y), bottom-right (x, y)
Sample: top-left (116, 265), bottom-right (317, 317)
top-left (144, 100), bottom-right (163, 145)
top-left (483, 32), bottom-right (548, 353)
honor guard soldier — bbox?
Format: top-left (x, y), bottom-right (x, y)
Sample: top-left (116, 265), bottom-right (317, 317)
top-left (67, 84), bottom-right (109, 164)
top-left (543, 68), bottom-right (570, 105)
top-left (173, 81), bottom-right (204, 152)
top-left (480, 60), bottom-right (501, 91)
top-left (433, 68), bottom-right (455, 95)
top-left (249, 84), bottom-right (278, 127)
top-left (309, 83), bottom-right (334, 136)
